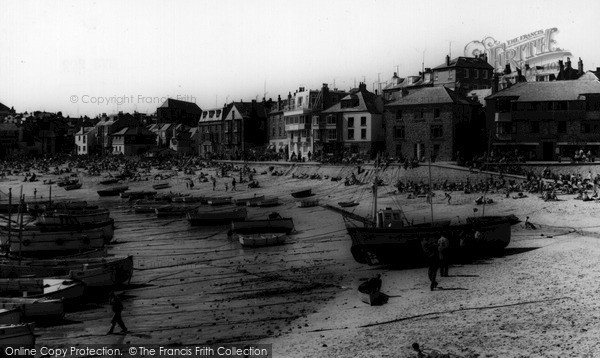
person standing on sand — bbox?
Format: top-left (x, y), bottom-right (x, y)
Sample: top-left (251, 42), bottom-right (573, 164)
top-left (438, 234), bottom-right (450, 277)
top-left (107, 292), bottom-right (128, 334)
top-left (232, 178), bottom-right (236, 191)
top-left (212, 177), bottom-right (216, 191)
top-left (421, 238), bottom-right (439, 291)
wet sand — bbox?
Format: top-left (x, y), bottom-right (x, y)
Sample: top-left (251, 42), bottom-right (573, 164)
top-left (2, 163), bottom-right (599, 357)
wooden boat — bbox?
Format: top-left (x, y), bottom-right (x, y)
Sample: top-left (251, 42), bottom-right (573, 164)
top-left (63, 182), bottom-right (82, 191)
top-left (27, 200), bottom-right (91, 214)
top-left (0, 309), bottom-right (22, 325)
top-left (57, 179), bottom-right (78, 187)
top-left (120, 190), bottom-right (156, 200)
top-left (0, 278), bottom-right (85, 302)
top-left (0, 256), bottom-right (133, 287)
top-left (231, 217), bottom-right (294, 235)
top-left (25, 218), bottom-right (114, 240)
top-left (187, 207), bottom-right (247, 226)
top-left (297, 199), bottom-right (319, 208)
top-left (338, 201), bottom-right (359, 208)
top-left (182, 196), bottom-right (204, 203)
top-left (99, 178), bottom-right (119, 185)
top-left (207, 197), bottom-right (232, 206)
top-left (133, 202), bottom-right (171, 214)
top-left (238, 233), bottom-right (287, 247)
top-left (0, 298), bottom-right (64, 318)
top-left (0, 323), bottom-right (35, 346)
top-left (36, 209), bottom-right (111, 226)
top-left (245, 196), bottom-right (267, 207)
top-left (257, 197), bottom-right (280, 207)
top-left (152, 183), bottom-right (171, 190)
top-left (0, 203), bottom-right (20, 214)
top-left (97, 186), bottom-right (129, 197)
top-left (233, 195), bottom-right (265, 206)
top-left (291, 189), bottom-right (312, 198)
top-left (155, 205), bottom-right (201, 217)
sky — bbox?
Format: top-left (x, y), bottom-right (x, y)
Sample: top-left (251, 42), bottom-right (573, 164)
top-left (1, 0), bottom-right (599, 117)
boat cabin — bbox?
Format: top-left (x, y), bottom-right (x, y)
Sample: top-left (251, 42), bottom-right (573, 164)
top-left (377, 208), bottom-right (405, 228)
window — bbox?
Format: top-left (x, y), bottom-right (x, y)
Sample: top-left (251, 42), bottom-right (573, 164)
top-left (474, 69), bottom-right (479, 79)
top-left (327, 115), bottom-right (336, 125)
top-left (395, 144), bottom-right (402, 157)
top-left (497, 122), bottom-right (517, 134)
top-left (272, 127), bottom-right (276, 137)
top-left (483, 70), bottom-right (488, 79)
top-left (328, 129), bottom-right (337, 140)
top-left (361, 128), bottom-right (367, 139)
top-left (435, 73), bottom-right (439, 81)
top-left (360, 117), bottom-right (367, 126)
top-left (581, 122), bottom-right (591, 134)
top-left (433, 144), bottom-right (440, 158)
top-left (298, 97), bottom-right (303, 106)
top-left (347, 129), bottom-right (354, 140)
top-left (530, 121), bottom-right (540, 134)
top-left (434, 108), bottom-right (440, 118)
top-left (448, 70), bottom-right (454, 81)
top-left (430, 125), bottom-right (443, 138)
top-left (394, 126), bottom-right (405, 139)
top-left (464, 69), bottom-right (469, 78)
top-left (348, 117), bottom-right (354, 128)
top-left (558, 121), bottom-right (567, 134)
top-left (396, 110), bottom-right (402, 119)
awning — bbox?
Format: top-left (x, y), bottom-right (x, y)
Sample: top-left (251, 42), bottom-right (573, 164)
top-left (493, 142), bottom-right (539, 146)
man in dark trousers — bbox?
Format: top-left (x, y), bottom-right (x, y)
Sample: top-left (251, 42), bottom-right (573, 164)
top-left (107, 292), bottom-right (128, 334)
top-left (438, 234), bottom-right (451, 277)
top-left (422, 238), bottom-right (439, 291)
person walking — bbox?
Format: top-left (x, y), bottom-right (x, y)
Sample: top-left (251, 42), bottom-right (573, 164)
top-left (438, 234), bottom-right (451, 277)
top-left (107, 292), bottom-right (128, 334)
top-left (422, 238), bottom-right (439, 291)
top-left (212, 177), bottom-right (216, 191)
top-left (231, 178), bottom-right (236, 191)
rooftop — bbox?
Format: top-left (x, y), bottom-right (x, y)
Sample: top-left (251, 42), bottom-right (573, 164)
top-left (386, 86), bottom-right (477, 106)
top-left (486, 80), bottom-right (600, 102)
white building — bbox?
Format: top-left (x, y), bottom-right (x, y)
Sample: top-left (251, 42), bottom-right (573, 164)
top-left (75, 127), bottom-right (96, 155)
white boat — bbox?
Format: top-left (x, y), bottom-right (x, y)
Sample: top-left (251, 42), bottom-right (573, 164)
top-left (0, 298), bottom-right (64, 319)
top-left (0, 323), bottom-right (35, 346)
top-left (207, 197), bottom-right (232, 206)
top-left (0, 278), bottom-right (85, 302)
top-left (36, 209), bottom-right (111, 226)
top-left (0, 308), bottom-right (22, 325)
top-left (238, 233), bottom-right (288, 247)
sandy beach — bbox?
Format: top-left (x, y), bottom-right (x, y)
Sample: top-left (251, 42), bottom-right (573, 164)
top-left (1, 161), bottom-right (599, 357)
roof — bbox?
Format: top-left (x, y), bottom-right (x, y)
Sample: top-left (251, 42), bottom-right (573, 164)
top-left (322, 86), bottom-right (383, 114)
top-left (111, 127), bottom-right (155, 136)
top-left (386, 86), bottom-right (477, 106)
top-left (485, 80), bottom-right (600, 101)
top-left (466, 89), bottom-right (492, 106)
top-left (225, 102), bottom-right (268, 119)
top-left (0, 102), bottom-right (10, 113)
top-left (75, 127), bottom-right (95, 135)
top-left (0, 123), bottom-right (18, 131)
top-left (158, 98), bottom-right (202, 114)
top-left (433, 56), bottom-right (494, 71)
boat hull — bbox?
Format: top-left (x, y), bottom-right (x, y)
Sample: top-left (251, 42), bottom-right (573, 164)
top-left (231, 218), bottom-right (294, 234)
top-left (0, 323), bottom-right (35, 347)
top-left (238, 233), bottom-right (287, 247)
top-left (36, 210), bottom-right (111, 225)
top-left (291, 189), bottom-right (312, 198)
top-left (0, 298), bottom-right (64, 319)
top-left (0, 309), bottom-right (22, 325)
top-left (297, 199), bottom-right (319, 208)
top-left (187, 207), bottom-right (247, 226)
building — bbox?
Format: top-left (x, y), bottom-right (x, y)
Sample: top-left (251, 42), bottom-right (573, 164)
top-left (267, 96), bottom-right (288, 158)
top-left (320, 83), bottom-right (385, 157)
top-left (198, 107), bottom-right (225, 157)
top-left (110, 127), bottom-right (156, 156)
top-left (168, 124), bottom-right (193, 155)
top-left (0, 123), bottom-right (21, 158)
top-left (157, 98), bottom-right (202, 127)
top-left (382, 70), bottom-right (434, 102)
top-left (485, 80), bottom-right (600, 160)
top-left (284, 84), bottom-right (348, 160)
top-left (221, 101), bottom-right (269, 159)
top-left (0, 102), bottom-right (13, 121)
top-left (432, 55), bottom-right (494, 93)
top-left (385, 86), bottom-right (482, 161)
top-left (95, 112), bottom-right (138, 154)
top-left (75, 127), bottom-right (96, 155)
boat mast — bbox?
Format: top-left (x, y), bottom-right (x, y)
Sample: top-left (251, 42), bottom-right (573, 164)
top-left (428, 150), bottom-right (434, 222)
top-left (373, 176), bottom-right (378, 228)
top-left (18, 193), bottom-right (24, 265)
top-left (7, 188), bottom-right (11, 251)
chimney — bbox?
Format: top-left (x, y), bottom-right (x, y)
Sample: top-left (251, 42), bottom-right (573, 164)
top-left (277, 95), bottom-right (282, 110)
top-left (492, 73), bottom-right (499, 94)
top-left (446, 55), bottom-right (450, 66)
top-left (516, 68), bottom-right (523, 82)
top-left (504, 63), bottom-right (512, 75)
top-left (578, 57), bottom-right (584, 76)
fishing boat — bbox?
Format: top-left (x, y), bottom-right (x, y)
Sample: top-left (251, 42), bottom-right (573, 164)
top-left (297, 199), bottom-right (319, 208)
top-left (133, 201), bottom-right (171, 214)
top-left (97, 186), bottom-right (129, 197)
top-left (257, 197), bottom-right (280, 207)
top-left (238, 233), bottom-right (287, 247)
top-left (99, 178), bottom-right (119, 185)
top-left (0, 297), bottom-right (64, 319)
top-left (120, 190), bottom-right (156, 200)
top-left (338, 201), bottom-right (359, 208)
top-left (155, 205), bottom-right (201, 217)
top-left (57, 178), bottom-right (78, 187)
top-left (0, 278), bottom-right (85, 303)
top-left (63, 182), bottom-right (82, 191)
top-left (0, 323), bottom-right (35, 346)
top-left (187, 207), bottom-right (247, 226)
top-left (35, 209), bottom-right (111, 226)
top-left (231, 217), bottom-right (294, 235)
top-left (27, 200), bottom-right (91, 214)
top-left (233, 195), bottom-right (265, 206)
top-left (291, 189), bottom-right (312, 198)
top-left (27, 218), bottom-right (114, 239)
top-left (207, 197), bottom-right (232, 206)
top-left (0, 308), bottom-right (22, 325)
top-left (152, 183), bottom-right (171, 190)
top-left (182, 196), bottom-right (205, 203)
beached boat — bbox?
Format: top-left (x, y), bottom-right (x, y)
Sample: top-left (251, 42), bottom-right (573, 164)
top-left (207, 197), bottom-right (232, 206)
top-left (63, 183), bottom-right (82, 191)
top-left (182, 196), bottom-right (204, 203)
top-left (297, 199), bottom-right (319, 208)
top-left (152, 183), bottom-right (171, 190)
top-left (238, 233), bottom-right (288, 247)
top-left (0, 323), bottom-right (35, 346)
top-left (27, 218), bottom-right (114, 240)
top-left (0, 203), bottom-right (20, 214)
top-left (0, 278), bottom-right (85, 302)
top-left (27, 200), bottom-right (91, 214)
top-left (120, 190), bottom-right (157, 200)
top-left (338, 201), bottom-right (359, 208)
top-left (257, 197), bottom-right (280, 207)
top-left (97, 186), bottom-right (129, 197)
top-left (0, 298), bottom-right (64, 319)
top-left (36, 209), bottom-right (111, 226)
top-left (133, 202), bottom-right (171, 214)
top-left (57, 178), bottom-right (78, 187)
top-left (155, 205), bottom-right (201, 217)
top-left (231, 217), bottom-right (295, 235)
top-left (233, 195), bottom-right (265, 206)
top-left (291, 189), bottom-right (312, 198)
top-left (0, 309), bottom-right (22, 325)
top-left (99, 178), bottom-right (119, 185)
top-left (187, 207), bottom-right (247, 226)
